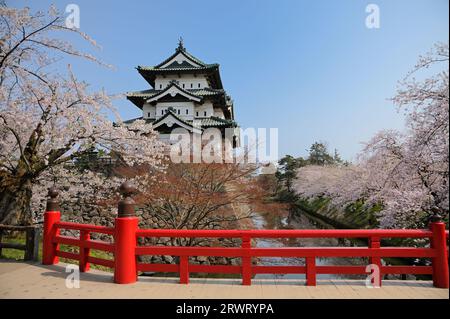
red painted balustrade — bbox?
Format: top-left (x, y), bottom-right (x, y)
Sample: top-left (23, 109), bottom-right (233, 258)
top-left (42, 183), bottom-right (449, 288)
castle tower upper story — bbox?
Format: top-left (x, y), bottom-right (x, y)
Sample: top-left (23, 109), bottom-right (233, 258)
top-left (126, 39), bottom-right (238, 143)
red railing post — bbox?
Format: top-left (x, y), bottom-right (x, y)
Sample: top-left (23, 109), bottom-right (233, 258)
top-left (180, 256), bottom-right (189, 284)
top-left (114, 182), bottom-right (138, 284)
top-left (42, 187), bottom-right (60, 265)
top-left (79, 230), bottom-right (90, 272)
top-left (429, 214), bottom-right (449, 288)
top-left (369, 236), bottom-right (382, 287)
top-left (241, 235), bottom-right (252, 285)
top-left (306, 257), bottom-right (316, 286)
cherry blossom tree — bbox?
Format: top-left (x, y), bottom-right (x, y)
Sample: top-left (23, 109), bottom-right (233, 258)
top-left (0, 6), bottom-right (165, 225)
top-left (294, 165), bottom-right (355, 199)
top-left (124, 161), bottom-right (271, 230)
top-left (294, 43), bottom-right (449, 228)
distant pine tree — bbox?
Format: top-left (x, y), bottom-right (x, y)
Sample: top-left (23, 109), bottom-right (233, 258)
top-left (307, 142), bottom-right (334, 165)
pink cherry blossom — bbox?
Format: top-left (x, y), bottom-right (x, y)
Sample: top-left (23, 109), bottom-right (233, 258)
top-left (0, 6), bottom-right (165, 224)
top-left (294, 43), bottom-right (449, 228)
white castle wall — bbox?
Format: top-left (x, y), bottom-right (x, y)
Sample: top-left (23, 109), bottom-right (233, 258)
top-left (143, 101), bottom-right (223, 121)
top-left (154, 74), bottom-right (209, 90)
top-left (154, 101), bottom-right (195, 120)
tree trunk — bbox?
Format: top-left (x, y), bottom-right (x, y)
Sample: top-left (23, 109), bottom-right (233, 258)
top-left (0, 179), bottom-right (33, 226)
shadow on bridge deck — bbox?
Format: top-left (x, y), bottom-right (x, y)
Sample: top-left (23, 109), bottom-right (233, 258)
top-left (0, 260), bottom-right (448, 299)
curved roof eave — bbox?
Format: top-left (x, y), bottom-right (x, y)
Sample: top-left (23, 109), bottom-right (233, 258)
top-left (145, 81), bottom-right (203, 103)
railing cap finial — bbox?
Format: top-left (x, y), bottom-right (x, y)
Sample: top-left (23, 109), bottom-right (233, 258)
top-left (117, 181), bottom-right (136, 218)
top-left (48, 186), bottom-right (59, 198)
top-left (46, 186), bottom-right (60, 212)
top-left (429, 206), bottom-right (443, 223)
top-left (119, 181), bottom-right (135, 197)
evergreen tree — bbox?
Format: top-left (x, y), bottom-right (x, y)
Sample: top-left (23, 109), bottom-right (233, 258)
top-left (307, 142), bottom-right (334, 165)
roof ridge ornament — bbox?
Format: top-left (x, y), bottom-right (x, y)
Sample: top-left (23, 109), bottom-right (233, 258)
top-left (177, 36), bottom-right (185, 52)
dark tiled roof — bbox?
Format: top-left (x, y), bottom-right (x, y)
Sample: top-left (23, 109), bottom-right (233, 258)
top-left (152, 44), bottom-right (209, 69)
top-left (136, 43), bottom-right (224, 90)
top-left (137, 64), bottom-right (218, 72)
top-left (179, 48), bottom-right (209, 67)
top-left (122, 116), bottom-right (150, 124)
top-left (197, 116), bottom-right (237, 128)
top-left (126, 87), bottom-right (225, 99)
top-left (126, 81), bottom-right (228, 109)
top-left (123, 115), bottom-right (237, 129)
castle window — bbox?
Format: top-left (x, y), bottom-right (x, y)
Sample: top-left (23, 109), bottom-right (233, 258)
top-left (196, 112), bottom-right (199, 117)
top-left (161, 110), bottom-right (164, 115)
top-left (160, 84), bottom-right (162, 89)
top-left (204, 111), bottom-right (207, 116)
top-left (148, 112), bottom-right (151, 117)
top-left (182, 83), bottom-right (185, 88)
top-left (198, 83), bottom-right (201, 88)
top-left (186, 109), bottom-right (189, 115)
top-left (190, 83), bottom-right (193, 88)
top-left (177, 109), bottom-right (180, 115)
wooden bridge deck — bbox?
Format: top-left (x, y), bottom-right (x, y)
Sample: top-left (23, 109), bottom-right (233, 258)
top-left (0, 260), bottom-right (448, 299)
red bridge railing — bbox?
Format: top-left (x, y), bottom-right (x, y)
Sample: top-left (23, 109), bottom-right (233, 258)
top-left (42, 183), bottom-right (449, 288)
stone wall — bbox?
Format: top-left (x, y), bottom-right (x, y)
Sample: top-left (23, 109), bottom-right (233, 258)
top-left (60, 201), bottom-right (241, 267)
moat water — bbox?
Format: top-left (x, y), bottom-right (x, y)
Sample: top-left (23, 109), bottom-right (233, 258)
top-left (252, 212), bottom-right (367, 280)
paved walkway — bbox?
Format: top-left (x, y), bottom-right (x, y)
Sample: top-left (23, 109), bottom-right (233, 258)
top-left (0, 260), bottom-right (448, 299)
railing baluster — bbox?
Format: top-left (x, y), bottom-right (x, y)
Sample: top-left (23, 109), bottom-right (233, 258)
top-left (369, 236), bottom-right (382, 287)
top-left (241, 235), bottom-right (252, 286)
top-left (114, 182), bottom-right (138, 284)
top-left (40, 182), bottom-right (448, 288)
top-left (429, 216), bottom-right (449, 288)
top-left (306, 257), bottom-right (316, 286)
top-left (42, 187), bottom-right (61, 265)
top-left (180, 256), bottom-right (189, 284)
top-left (79, 230), bottom-right (90, 272)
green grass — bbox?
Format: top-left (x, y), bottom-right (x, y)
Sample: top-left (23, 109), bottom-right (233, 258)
top-left (0, 233), bottom-right (114, 272)
top-left (0, 232), bottom-right (37, 260)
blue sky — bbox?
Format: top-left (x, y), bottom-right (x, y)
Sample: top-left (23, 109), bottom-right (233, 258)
top-left (9, 0), bottom-right (449, 161)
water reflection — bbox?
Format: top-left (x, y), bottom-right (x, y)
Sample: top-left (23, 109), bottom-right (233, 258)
top-left (252, 212), bottom-right (367, 280)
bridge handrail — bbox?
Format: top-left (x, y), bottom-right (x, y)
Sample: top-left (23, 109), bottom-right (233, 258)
top-left (54, 221), bottom-right (114, 235)
top-left (43, 219), bottom-right (115, 271)
top-left (41, 183), bottom-right (449, 288)
top-left (136, 228), bottom-right (434, 239)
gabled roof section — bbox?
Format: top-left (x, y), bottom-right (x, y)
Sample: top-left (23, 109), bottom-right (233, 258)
top-left (136, 41), bottom-right (224, 89)
top-left (154, 39), bottom-right (208, 69)
top-left (126, 86), bottom-right (226, 109)
top-left (127, 87), bottom-right (225, 99)
top-left (152, 108), bottom-right (202, 134)
top-left (146, 80), bottom-right (203, 103)
top-left (124, 115), bottom-right (238, 130)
